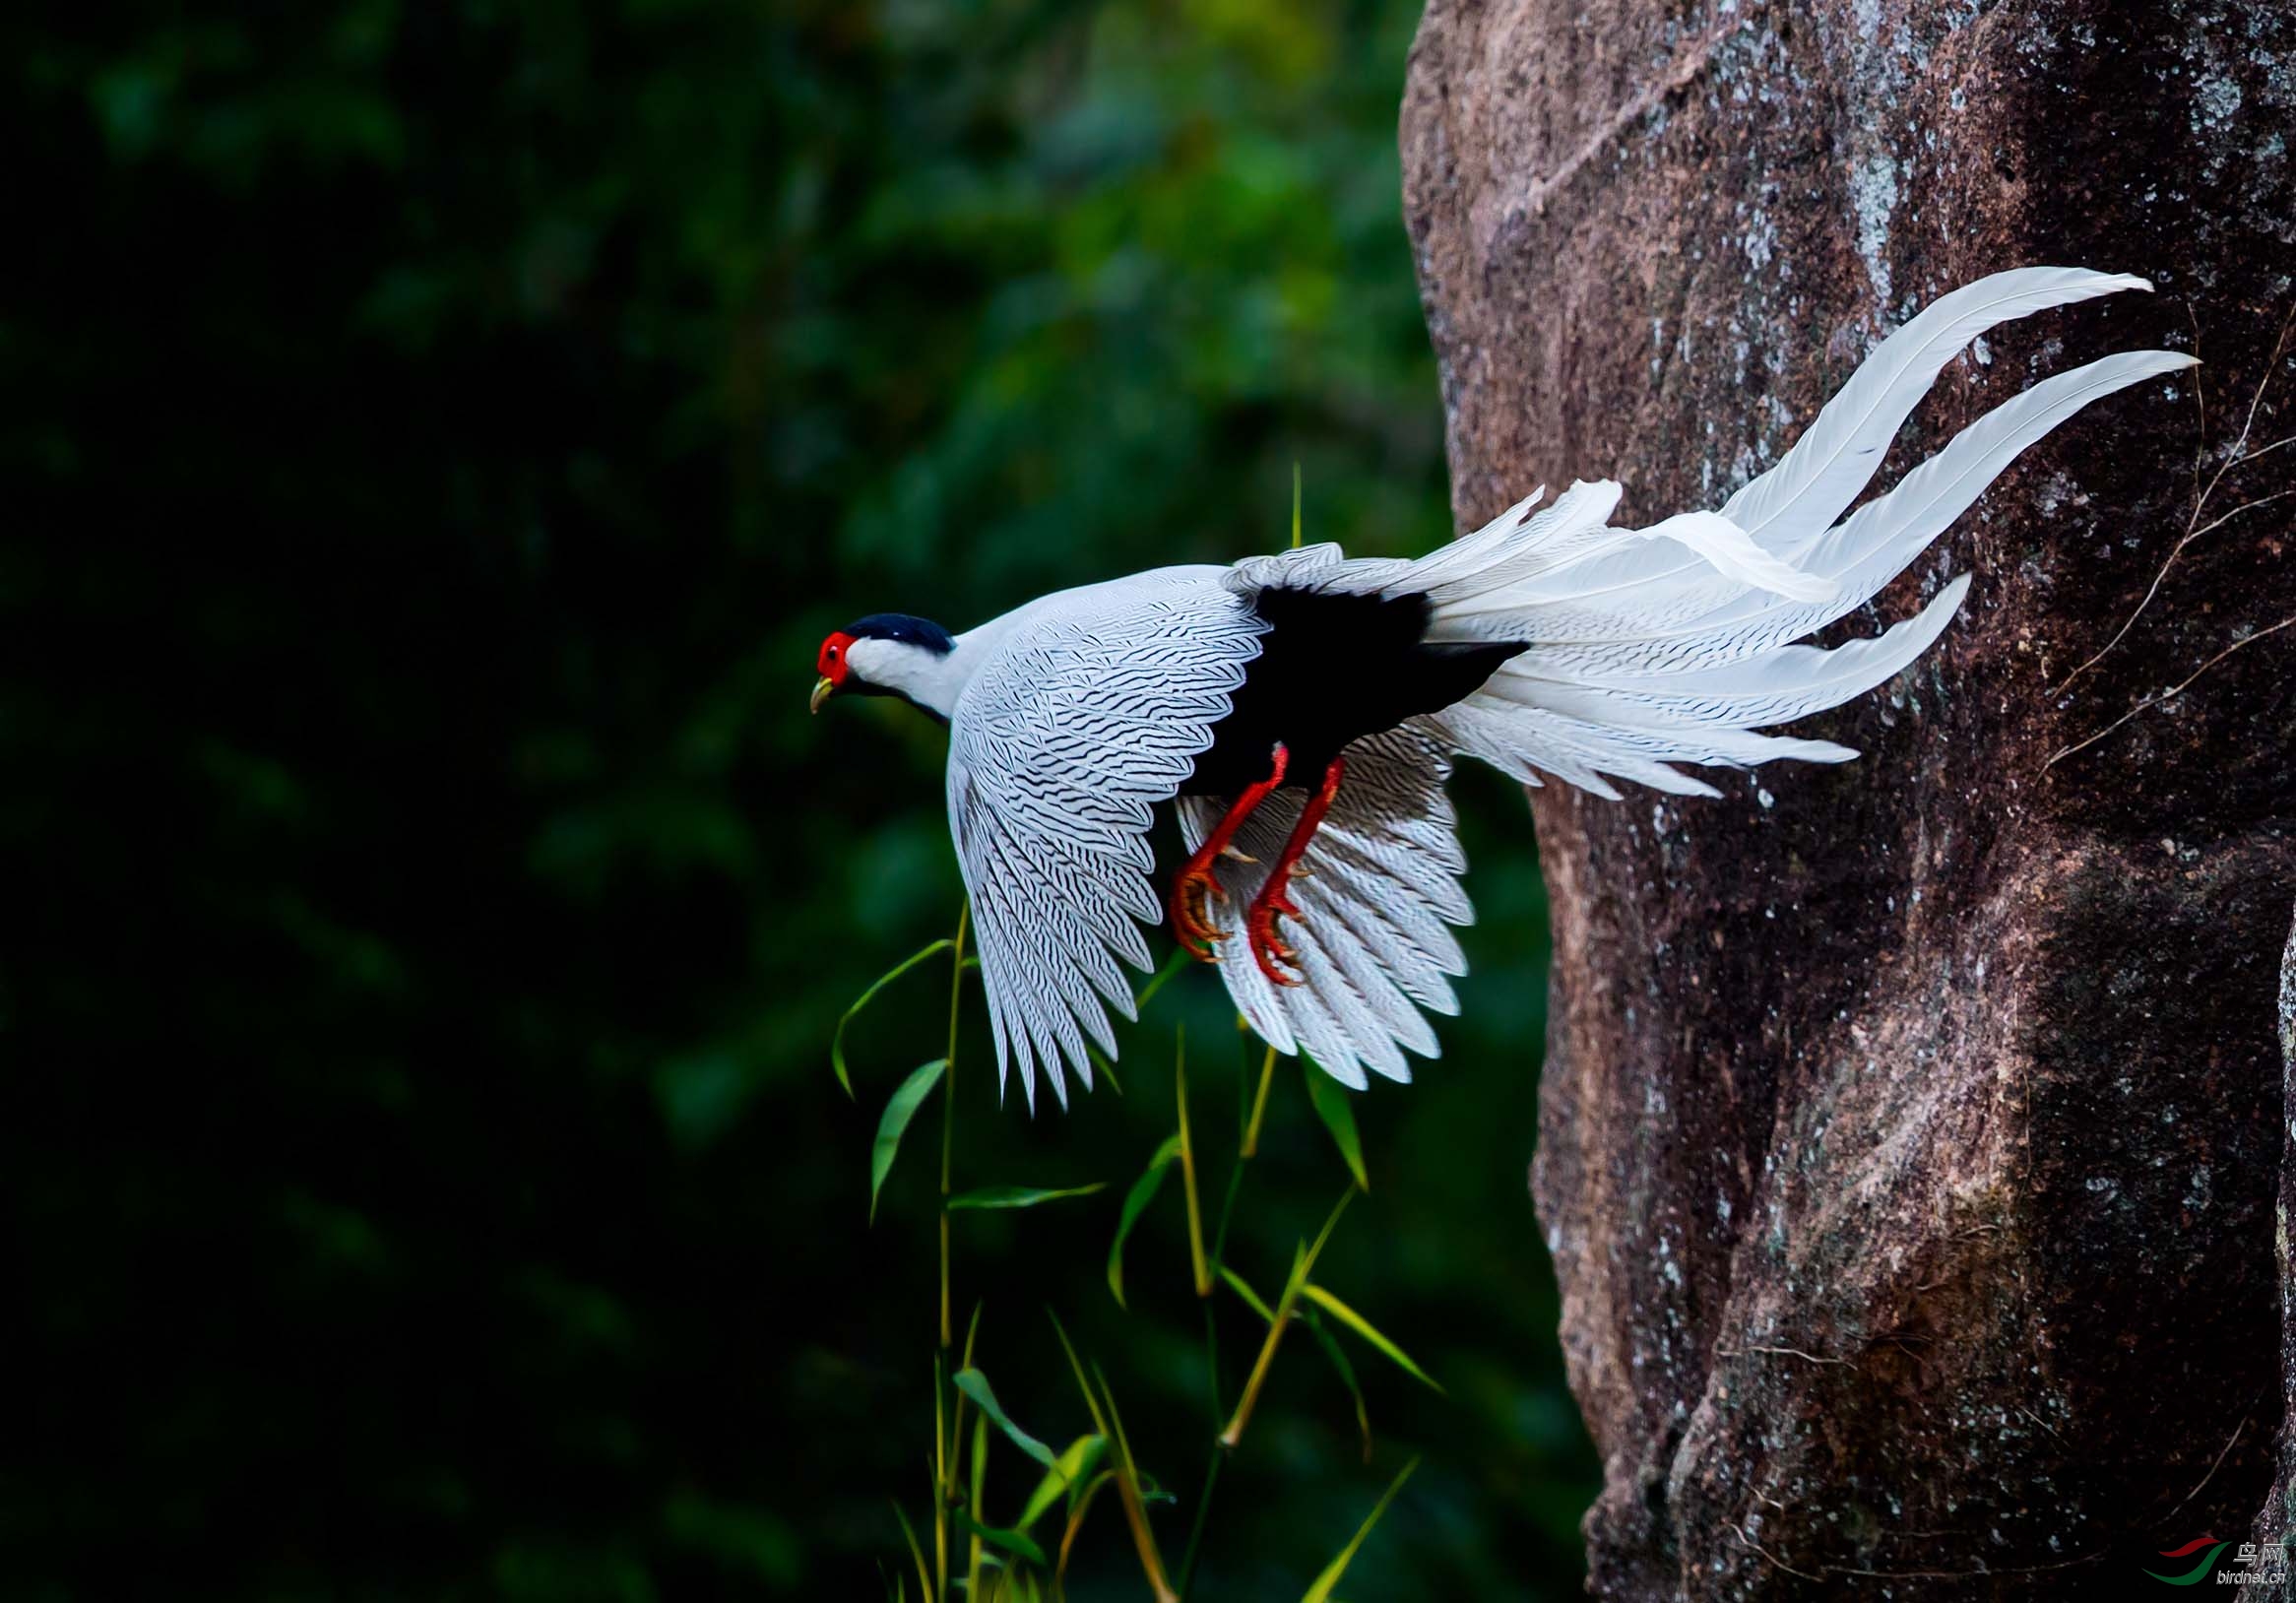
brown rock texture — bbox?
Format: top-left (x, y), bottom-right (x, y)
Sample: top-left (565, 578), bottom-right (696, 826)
top-left (2254, 915), bottom-right (2296, 1602)
top-left (1400, 1), bottom-right (2296, 1596)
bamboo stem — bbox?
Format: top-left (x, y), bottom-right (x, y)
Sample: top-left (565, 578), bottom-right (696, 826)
top-left (966, 1414), bottom-right (986, 1601)
top-left (1218, 1192), bottom-right (1353, 1449)
top-left (1241, 1045), bottom-right (1276, 1157)
top-left (938, 903), bottom-right (969, 1348)
top-left (933, 1356), bottom-right (949, 1602)
top-left (1175, 1029), bottom-right (1210, 1298)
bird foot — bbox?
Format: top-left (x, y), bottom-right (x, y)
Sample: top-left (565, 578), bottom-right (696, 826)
top-left (1170, 862), bottom-right (1230, 962)
top-left (1246, 882), bottom-right (1306, 987)
top-left (1170, 742), bottom-right (1291, 963)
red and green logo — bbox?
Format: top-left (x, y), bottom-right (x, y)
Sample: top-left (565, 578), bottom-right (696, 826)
top-left (2145, 1535), bottom-right (2228, 1585)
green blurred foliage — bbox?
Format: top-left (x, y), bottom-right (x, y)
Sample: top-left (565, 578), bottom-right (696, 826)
top-left (5, 0), bottom-right (1595, 1596)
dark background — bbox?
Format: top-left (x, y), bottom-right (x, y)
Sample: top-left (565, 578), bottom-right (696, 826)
top-left (6, 2), bottom-right (1597, 1596)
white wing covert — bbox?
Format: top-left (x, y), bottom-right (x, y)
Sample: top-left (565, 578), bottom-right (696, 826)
top-left (948, 573), bottom-right (1266, 1108)
top-left (1175, 724), bottom-right (1469, 1090)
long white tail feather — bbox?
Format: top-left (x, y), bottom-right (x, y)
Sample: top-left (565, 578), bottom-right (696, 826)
top-left (1376, 271), bottom-right (2183, 798)
top-left (1444, 269), bottom-right (2162, 625)
top-left (1489, 575), bottom-right (1970, 732)
top-left (1408, 481), bottom-right (1623, 605)
top-left (1447, 349), bottom-right (2191, 691)
top-left (1391, 488), bottom-right (1544, 593)
top-left (1428, 489), bottom-right (1829, 620)
top-left (1720, 267), bottom-right (2151, 545)
top-left (1690, 351), bottom-right (2199, 652)
top-left (1528, 350), bottom-right (2192, 693)
top-left (1420, 699), bottom-right (1717, 799)
top-left (1636, 511), bottom-right (1840, 602)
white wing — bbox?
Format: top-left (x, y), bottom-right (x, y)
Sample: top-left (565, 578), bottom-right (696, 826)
top-left (948, 572), bottom-right (1265, 1108)
top-left (1176, 724), bottom-right (1469, 1090)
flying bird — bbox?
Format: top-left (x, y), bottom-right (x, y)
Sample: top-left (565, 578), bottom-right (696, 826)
top-left (811, 268), bottom-right (2190, 1106)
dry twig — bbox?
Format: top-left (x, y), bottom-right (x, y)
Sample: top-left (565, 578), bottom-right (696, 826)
top-left (2049, 303), bottom-right (2295, 767)
top-left (2057, 304), bottom-right (2293, 692)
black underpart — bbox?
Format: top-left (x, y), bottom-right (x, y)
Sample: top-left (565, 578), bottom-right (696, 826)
top-left (1181, 585), bottom-right (1527, 797)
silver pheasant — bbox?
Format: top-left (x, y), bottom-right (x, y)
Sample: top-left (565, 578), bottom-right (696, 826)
top-left (810, 269), bottom-right (2190, 1106)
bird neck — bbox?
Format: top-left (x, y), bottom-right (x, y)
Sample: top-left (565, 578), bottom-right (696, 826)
top-left (851, 633), bottom-right (972, 721)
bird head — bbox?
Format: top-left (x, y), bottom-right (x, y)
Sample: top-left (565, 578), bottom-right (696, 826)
top-left (811, 612), bottom-right (958, 715)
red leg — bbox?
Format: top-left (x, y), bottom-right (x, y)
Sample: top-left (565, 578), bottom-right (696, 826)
top-left (1246, 754), bottom-right (1345, 987)
top-left (1170, 743), bottom-right (1289, 961)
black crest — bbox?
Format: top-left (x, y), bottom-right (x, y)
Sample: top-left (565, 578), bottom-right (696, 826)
top-left (843, 612), bottom-right (956, 655)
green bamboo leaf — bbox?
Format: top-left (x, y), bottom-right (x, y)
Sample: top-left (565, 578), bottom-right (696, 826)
top-left (1301, 1283), bottom-right (1443, 1393)
top-left (1107, 1133), bottom-right (1182, 1308)
top-left (832, 938), bottom-right (954, 1097)
top-left (1304, 1061), bottom-right (1368, 1191)
top-left (1301, 1310), bottom-right (1373, 1461)
top-left (1300, 1455), bottom-right (1419, 1603)
top-left (1019, 1435), bottom-right (1106, 1530)
top-left (1044, 1310), bottom-right (1110, 1437)
top-left (945, 1184), bottom-right (1107, 1211)
top-left (1217, 1264), bottom-right (1277, 1324)
top-left (1092, 1356), bottom-right (1178, 1578)
top-left (1301, 1190), bottom-right (1353, 1281)
top-left (953, 1368), bottom-right (1061, 1477)
top-left (951, 1508), bottom-right (1049, 1569)
top-left (868, 1058), bottom-right (947, 1222)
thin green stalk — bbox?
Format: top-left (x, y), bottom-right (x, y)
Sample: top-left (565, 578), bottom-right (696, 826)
top-left (933, 1355), bottom-right (949, 1603)
top-left (1175, 1029), bottom-right (1209, 1298)
top-left (932, 904), bottom-right (970, 1602)
top-left (1205, 1132), bottom-right (1250, 1278)
top-left (966, 1414), bottom-right (987, 1601)
top-left (1176, 1447), bottom-right (1223, 1600)
top-left (1219, 1191), bottom-right (1354, 1449)
top-left (939, 902), bottom-right (969, 1349)
top-left (1093, 1361), bottom-right (1179, 1603)
top-left (1179, 1037), bottom-right (1264, 1595)
top-left (1240, 1045), bottom-right (1277, 1157)
top-left (946, 1306), bottom-right (981, 1533)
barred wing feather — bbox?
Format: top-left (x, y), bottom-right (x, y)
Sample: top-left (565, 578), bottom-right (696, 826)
top-left (1176, 725), bottom-right (1469, 1090)
top-left (947, 574), bottom-right (1266, 1108)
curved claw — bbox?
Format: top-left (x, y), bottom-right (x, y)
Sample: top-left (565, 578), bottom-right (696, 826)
top-left (1169, 864), bottom-right (1231, 962)
top-left (1246, 887), bottom-right (1306, 987)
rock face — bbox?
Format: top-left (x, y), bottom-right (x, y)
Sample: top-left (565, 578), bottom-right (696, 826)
top-left (2261, 915), bottom-right (2296, 1602)
top-left (1400, 1), bottom-right (2296, 1595)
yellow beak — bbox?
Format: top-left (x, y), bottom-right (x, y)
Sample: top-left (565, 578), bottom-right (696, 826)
top-left (810, 675), bottom-right (835, 714)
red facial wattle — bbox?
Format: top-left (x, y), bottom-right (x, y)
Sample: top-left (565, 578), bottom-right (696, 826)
top-left (811, 630), bottom-right (857, 714)
top-left (817, 630), bottom-right (856, 687)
